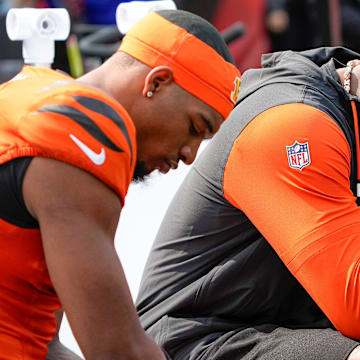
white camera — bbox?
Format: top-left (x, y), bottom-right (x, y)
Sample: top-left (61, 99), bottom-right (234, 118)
top-left (116, 0), bottom-right (177, 34)
top-left (6, 8), bottom-right (70, 66)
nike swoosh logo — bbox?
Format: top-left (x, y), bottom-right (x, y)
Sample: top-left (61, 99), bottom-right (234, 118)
top-left (69, 134), bottom-right (106, 166)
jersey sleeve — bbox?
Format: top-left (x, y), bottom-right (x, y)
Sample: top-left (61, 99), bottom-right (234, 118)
top-left (1, 84), bottom-right (136, 204)
top-left (223, 102), bottom-right (360, 339)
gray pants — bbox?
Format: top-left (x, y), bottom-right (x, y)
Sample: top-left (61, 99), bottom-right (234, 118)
top-left (198, 327), bottom-right (358, 360)
top-left (155, 322), bottom-right (359, 360)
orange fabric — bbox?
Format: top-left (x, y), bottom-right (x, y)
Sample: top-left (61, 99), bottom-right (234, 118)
top-left (119, 12), bottom-right (241, 119)
top-left (351, 101), bottom-right (360, 180)
top-left (0, 66), bottom-right (136, 204)
top-left (0, 218), bottom-right (59, 360)
top-left (223, 103), bottom-right (360, 339)
top-left (0, 66), bottom-right (137, 359)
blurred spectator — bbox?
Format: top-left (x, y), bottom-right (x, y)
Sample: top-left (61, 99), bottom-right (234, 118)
top-left (175, 0), bottom-right (270, 72)
top-left (266, 0), bottom-right (317, 51)
top-left (1, 0), bottom-right (175, 78)
top-left (341, 0), bottom-right (360, 52)
top-left (266, 0), bottom-right (360, 53)
top-left (175, 0), bottom-right (219, 22)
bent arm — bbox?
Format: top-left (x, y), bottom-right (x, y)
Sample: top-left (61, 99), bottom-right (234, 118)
top-left (24, 158), bottom-right (166, 360)
top-left (223, 103), bottom-right (360, 339)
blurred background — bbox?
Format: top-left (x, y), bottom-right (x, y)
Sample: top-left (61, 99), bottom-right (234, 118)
top-left (1, 0), bottom-right (360, 83)
top-left (1, 0), bottom-right (360, 357)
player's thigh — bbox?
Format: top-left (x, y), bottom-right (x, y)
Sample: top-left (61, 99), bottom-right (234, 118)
top-left (208, 326), bottom-right (359, 360)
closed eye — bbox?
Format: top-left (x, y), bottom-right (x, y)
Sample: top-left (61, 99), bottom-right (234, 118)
top-left (190, 122), bottom-right (199, 136)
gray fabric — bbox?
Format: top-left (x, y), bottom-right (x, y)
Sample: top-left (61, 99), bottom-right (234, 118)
top-left (136, 47), bottom-right (360, 359)
top-left (197, 327), bottom-right (358, 360)
top-left (150, 317), bottom-right (358, 360)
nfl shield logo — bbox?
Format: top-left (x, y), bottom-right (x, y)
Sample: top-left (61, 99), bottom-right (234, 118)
top-left (286, 141), bottom-right (311, 170)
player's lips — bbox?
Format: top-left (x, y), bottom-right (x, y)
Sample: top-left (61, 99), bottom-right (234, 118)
top-left (158, 160), bottom-right (178, 174)
top-left (169, 160), bottom-right (178, 170)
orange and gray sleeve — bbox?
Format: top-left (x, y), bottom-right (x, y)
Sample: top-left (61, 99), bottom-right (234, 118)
top-left (0, 86), bottom-right (136, 204)
top-left (223, 102), bottom-right (360, 339)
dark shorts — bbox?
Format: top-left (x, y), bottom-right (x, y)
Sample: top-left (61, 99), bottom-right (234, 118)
top-left (0, 157), bottom-right (37, 228)
top-left (151, 318), bottom-right (359, 360)
top-left (198, 327), bottom-right (359, 360)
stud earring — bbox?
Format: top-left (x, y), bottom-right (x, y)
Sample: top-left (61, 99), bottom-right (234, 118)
top-left (147, 91), bottom-right (153, 98)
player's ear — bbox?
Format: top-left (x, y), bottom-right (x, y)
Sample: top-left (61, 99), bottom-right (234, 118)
top-left (142, 66), bottom-right (174, 97)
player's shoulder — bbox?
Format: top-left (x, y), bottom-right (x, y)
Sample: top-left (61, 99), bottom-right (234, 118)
top-left (34, 77), bottom-right (136, 153)
top-left (37, 78), bottom-right (133, 127)
top-left (7, 66), bottom-right (134, 136)
top-left (241, 102), bottom-right (347, 143)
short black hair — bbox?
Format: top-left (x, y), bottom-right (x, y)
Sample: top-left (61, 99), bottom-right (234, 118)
top-left (156, 9), bottom-right (236, 66)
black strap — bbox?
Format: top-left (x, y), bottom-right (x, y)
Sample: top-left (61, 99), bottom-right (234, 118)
top-left (0, 157), bottom-right (38, 228)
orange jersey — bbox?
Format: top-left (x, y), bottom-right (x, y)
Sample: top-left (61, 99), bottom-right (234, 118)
top-left (224, 103), bottom-right (360, 339)
top-left (0, 66), bottom-right (136, 359)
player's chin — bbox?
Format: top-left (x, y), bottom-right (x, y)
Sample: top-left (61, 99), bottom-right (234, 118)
top-left (132, 160), bottom-right (151, 183)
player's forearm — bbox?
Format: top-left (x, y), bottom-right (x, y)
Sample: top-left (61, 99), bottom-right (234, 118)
top-left (43, 220), bottom-right (165, 359)
top-left (71, 265), bottom-right (166, 359)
